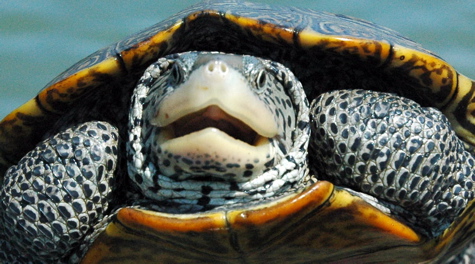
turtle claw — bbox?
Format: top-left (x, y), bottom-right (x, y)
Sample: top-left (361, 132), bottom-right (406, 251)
top-left (0, 121), bottom-right (118, 263)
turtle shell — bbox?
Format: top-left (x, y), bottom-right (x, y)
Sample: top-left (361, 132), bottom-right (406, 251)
top-left (1, 0), bottom-right (475, 263)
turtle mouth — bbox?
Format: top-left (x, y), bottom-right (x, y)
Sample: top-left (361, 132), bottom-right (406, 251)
top-left (160, 105), bottom-right (266, 145)
top-left (155, 103), bottom-right (273, 180)
top-left (170, 105), bottom-right (263, 145)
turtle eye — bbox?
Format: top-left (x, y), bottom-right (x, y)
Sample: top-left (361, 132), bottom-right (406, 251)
top-left (169, 63), bottom-right (183, 85)
top-left (255, 69), bottom-right (268, 92)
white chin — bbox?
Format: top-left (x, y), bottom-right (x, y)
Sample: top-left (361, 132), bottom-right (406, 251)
top-left (158, 127), bottom-right (273, 181)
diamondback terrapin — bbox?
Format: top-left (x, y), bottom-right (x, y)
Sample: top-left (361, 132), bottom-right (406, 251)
top-left (1, 1), bottom-right (475, 263)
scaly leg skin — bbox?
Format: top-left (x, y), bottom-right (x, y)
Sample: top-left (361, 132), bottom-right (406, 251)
top-left (309, 89), bottom-right (475, 240)
top-left (0, 121), bottom-right (118, 263)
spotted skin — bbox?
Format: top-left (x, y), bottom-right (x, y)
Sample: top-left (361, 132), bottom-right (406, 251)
top-left (0, 121), bottom-right (118, 263)
top-left (127, 52), bottom-right (309, 210)
top-left (310, 89), bottom-right (475, 237)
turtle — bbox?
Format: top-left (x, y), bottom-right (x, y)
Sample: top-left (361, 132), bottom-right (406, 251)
top-left (1, 0), bottom-right (475, 263)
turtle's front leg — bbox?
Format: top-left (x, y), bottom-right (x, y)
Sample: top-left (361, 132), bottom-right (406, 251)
top-left (309, 89), bottom-right (475, 238)
top-left (0, 121), bottom-right (118, 263)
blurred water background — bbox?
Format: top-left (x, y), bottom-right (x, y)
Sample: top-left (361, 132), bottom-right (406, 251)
top-left (1, 0), bottom-right (474, 119)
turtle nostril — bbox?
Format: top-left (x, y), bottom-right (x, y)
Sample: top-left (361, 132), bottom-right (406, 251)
top-left (207, 61), bottom-right (228, 73)
top-left (207, 63), bottom-right (215, 72)
top-left (220, 63), bottom-right (227, 73)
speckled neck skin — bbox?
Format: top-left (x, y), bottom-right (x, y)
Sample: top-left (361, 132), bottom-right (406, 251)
top-left (127, 52), bottom-right (310, 211)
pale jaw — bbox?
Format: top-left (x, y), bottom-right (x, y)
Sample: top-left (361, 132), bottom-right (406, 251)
top-left (159, 127), bottom-right (273, 181)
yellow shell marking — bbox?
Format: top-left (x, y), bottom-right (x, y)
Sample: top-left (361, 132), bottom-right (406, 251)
top-left (81, 182), bottom-right (427, 263)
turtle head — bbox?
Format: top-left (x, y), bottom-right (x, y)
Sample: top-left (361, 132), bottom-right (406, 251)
top-left (127, 52), bottom-right (310, 209)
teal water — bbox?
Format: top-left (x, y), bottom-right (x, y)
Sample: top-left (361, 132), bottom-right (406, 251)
top-left (1, 0), bottom-right (474, 119)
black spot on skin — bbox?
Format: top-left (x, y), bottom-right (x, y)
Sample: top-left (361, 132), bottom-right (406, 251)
top-left (72, 201), bottom-right (85, 213)
top-left (398, 172), bottom-right (409, 187)
top-left (96, 122), bottom-right (107, 130)
top-left (226, 163), bottom-right (240, 168)
top-left (197, 196), bottom-right (210, 206)
top-left (101, 133), bottom-right (110, 143)
top-left (97, 184), bottom-right (107, 192)
top-left (339, 113), bottom-right (347, 124)
top-left (229, 182), bottom-right (239, 191)
top-left (350, 138), bottom-right (361, 152)
top-left (58, 205), bottom-right (72, 218)
top-left (410, 176), bottom-right (421, 190)
top-left (410, 155), bottom-right (423, 173)
top-left (278, 141), bottom-right (287, 154)
top-left (385, 171), bottom-right (396, 186)
top-left (182, 158), bottom-right (193, 165)
top-left (87, 130), bottom-right (97, 138)
top-left (107, 159), bottom-right (114, 171)
top-left (134, 174), bottom-right (143, 184)
top-left (201, 185), bottom-right (213, 195)
top-left (347, 155), bottom-right (355, 166)
top-left (319, 114), bottom-right (326, 124)
top-left (264, 158), bottom-right (275, 167)
top-left (22, 208), bottom-right (37, 223)
top-left (298, 120), bottom-right (308, 130)
top-left (324, 96), bottom-right (334, 106)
